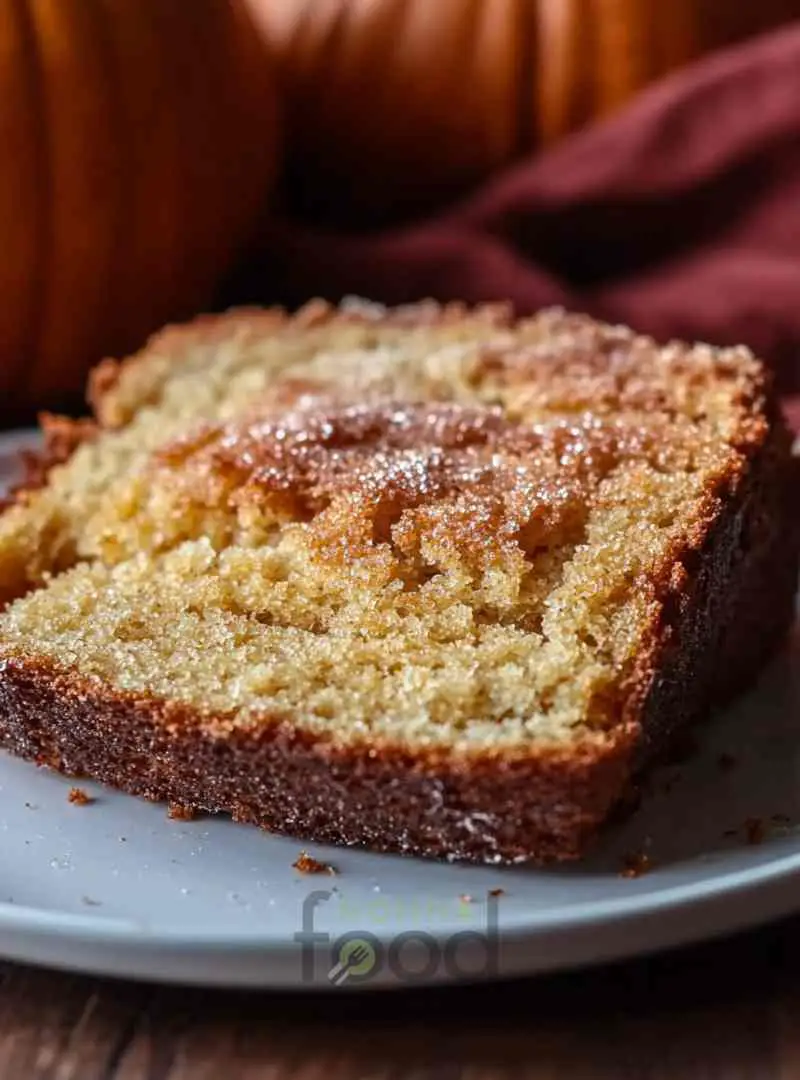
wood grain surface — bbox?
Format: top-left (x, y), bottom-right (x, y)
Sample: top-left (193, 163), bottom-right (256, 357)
top-left (1, 914), bottom-right (799, 1079)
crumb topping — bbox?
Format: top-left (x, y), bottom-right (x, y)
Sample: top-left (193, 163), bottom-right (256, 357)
top-left (156, 401), bottom-right (652, 574)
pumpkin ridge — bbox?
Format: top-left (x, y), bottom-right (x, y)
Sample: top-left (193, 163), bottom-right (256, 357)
top-left (75, 0), bottom-right (127, 370)
top-left (30, 0), bottom-right (122, 400)
top-left (9, 0), bottom-right (50, 404)
top-left (93, 0), bottom-right (150, 347)
top-left (0, 0), bottom-right (39, 402)
top-left (516, 0), bottom-right (537, 155)
top-left (119, 1), bottom-right (187, 335)
top-left (4, 0), bottom-right (279, 414)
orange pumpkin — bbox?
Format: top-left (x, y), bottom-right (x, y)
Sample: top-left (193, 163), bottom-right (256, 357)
top-left (2, 0), bottom-right (279, 415)
top-left (249, 0), bottom-right (800, 225)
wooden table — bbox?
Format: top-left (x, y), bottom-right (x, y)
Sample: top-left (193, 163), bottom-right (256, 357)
top-left (2, 914), bottom-right (798, 1079)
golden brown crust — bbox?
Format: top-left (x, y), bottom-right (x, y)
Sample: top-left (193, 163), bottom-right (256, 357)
top-left (0, 653), bottom-right (636, 863)
top-left (87, 307), bottom-right (291, 427)
top-left (0, 301), bottom-right (796, 863)
top-left (626, 421), bottom-right (798, 765)
top-left (155, 400), bottom-right (659, 578)
top-left (0, 413), bottom-right (97, 510)
top-left (0, 420), bottom-right (793, 864)
top-left (86, 298), bottom-right (514, 429)
top-left (86, 359), bottom-right (124, 418)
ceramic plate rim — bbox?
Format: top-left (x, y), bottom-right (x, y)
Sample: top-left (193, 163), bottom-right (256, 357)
top-left (0, 829), bottom-right (798, 949)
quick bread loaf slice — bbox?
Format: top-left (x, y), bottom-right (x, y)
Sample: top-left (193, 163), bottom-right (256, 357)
top-left (0, 300), bottom-right (796, 864)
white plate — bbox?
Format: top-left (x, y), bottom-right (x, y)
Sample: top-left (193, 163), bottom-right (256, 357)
top-left (1, 428), bottom-right (800, 990)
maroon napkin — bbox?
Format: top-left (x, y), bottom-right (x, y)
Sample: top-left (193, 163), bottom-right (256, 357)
top-left (249, 24), bottom-right (800, 428)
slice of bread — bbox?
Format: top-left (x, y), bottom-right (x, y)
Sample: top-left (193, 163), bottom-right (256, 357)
top-left (0, 300), bottom-right (796, 864)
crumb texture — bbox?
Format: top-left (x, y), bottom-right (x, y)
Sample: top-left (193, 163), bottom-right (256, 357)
top-left (0, 299), bottom-right (794, 862)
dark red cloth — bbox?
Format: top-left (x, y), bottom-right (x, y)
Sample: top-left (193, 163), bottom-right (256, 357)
top-left (249, 24), bottom-right (800, 426)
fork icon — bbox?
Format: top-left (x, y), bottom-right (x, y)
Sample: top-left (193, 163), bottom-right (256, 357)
top-left (328, 940), bottom-right (373, 986)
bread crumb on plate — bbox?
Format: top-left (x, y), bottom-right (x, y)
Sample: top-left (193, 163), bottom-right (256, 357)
top-left (68, 787), bottom-right (93, 806)
top-left (292, 850), bottom-right (337, 875)
top-left (619, 851), bottom-right (653, 878)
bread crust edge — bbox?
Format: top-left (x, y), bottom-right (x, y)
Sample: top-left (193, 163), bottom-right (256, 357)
top-left (0, 300), bottom-right (797, 863)
top-left (0, 420), bottom-right (794, 864)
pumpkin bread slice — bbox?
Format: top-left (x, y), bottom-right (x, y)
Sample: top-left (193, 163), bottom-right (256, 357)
top-left (0, 300), bottom-right (796, 863)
